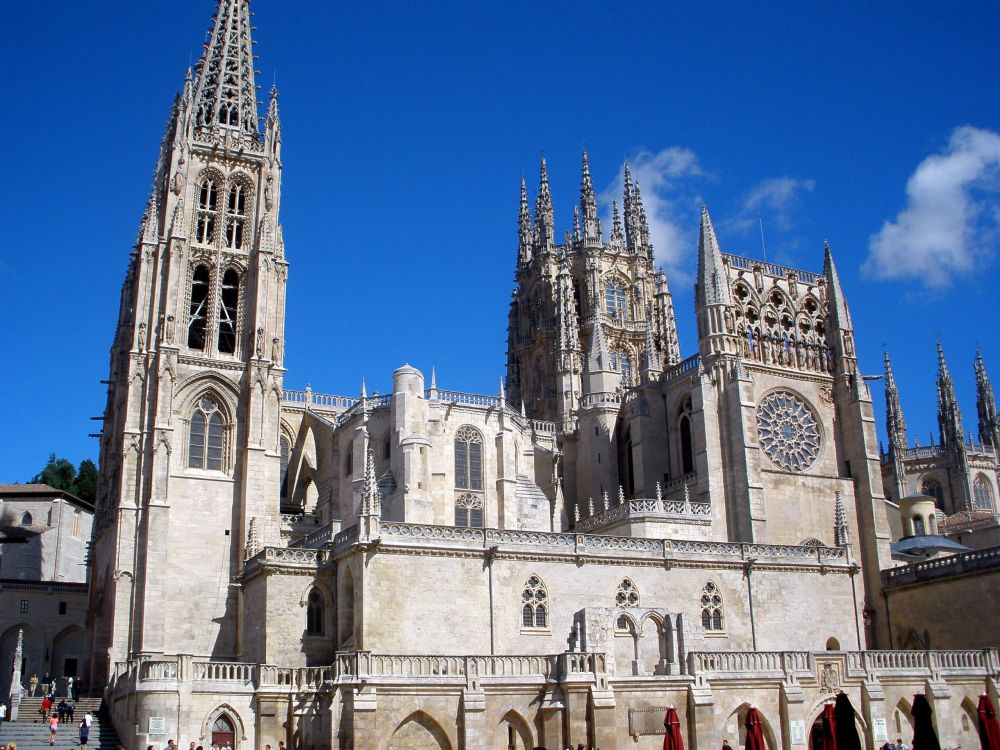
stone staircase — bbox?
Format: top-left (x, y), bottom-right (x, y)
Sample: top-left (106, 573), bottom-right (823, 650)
top-left (6, 697), bottom-right (120, 750)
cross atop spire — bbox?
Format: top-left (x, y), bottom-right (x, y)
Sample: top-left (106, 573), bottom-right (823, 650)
top-left (193, 0), bottom-right (260, 136)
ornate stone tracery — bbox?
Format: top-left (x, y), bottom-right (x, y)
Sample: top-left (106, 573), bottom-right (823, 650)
top-left (756, 391), bottom-right (821, 472)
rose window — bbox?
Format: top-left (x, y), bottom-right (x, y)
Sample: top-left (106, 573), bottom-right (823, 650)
top-left (756, 391), bottom-right (820, 472)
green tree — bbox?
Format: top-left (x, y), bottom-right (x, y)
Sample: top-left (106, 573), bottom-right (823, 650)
top-left (74, 459), bottom-right (98, 504)
top-left (31, 453), bottom-right (76, 493)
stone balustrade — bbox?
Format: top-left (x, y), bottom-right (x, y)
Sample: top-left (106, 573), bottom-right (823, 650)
top-left (724, 253), bottom-right (823, 285)
top-left (576, 495), bottom-right (710, 533)
top-left (882, 546), bottom-right (1000, 588)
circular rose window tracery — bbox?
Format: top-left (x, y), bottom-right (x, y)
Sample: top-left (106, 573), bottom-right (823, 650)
top-left (756, 391), bottom-right (820, 472)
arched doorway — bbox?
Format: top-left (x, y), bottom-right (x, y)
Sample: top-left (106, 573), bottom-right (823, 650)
top-left (211, 714), bottom-right (236, 749)
top-left (498, 710), bottom-right (533, 749)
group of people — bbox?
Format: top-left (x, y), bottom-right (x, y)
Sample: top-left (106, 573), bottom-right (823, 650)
top-left (26, 673), bottom-right (75, 700)
top-left (882, 739), bottom-right (911, 750)
top-left (153, 741), bottom-right (290, 750)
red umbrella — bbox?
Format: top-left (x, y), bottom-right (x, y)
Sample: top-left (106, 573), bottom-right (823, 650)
top-left (978, 694), bottom-right (1000, 750)
top-left (663, 706), bottom-right (685, 750)
top-left (911, 694), bottom-right (942, 750)
top-left (820, 703), bottom-right (838, 750)
top-left (746, 707), bottom-right (767, 750)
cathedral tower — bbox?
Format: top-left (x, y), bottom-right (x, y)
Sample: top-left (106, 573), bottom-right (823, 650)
top-left (504, 155), bottom-right (680, 511)
top-left (89, 0), bottom-right (287, 683)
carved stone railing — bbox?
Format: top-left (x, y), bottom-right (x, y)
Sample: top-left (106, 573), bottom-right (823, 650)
top-left (576, 496), bottom-right (710, 533)
top-left (900, 445), bottom-right (947, 459)
top-left (244, 546), bottom-right (326, 576)
top-left (139, 660), bottom-right (178, 681)
top-left (289, 521), bottom-right (336, 550)
top-left (663, 354), bottom-right (702, 381)
top-left (688, 651), bottom-right (811, 678)
top-left (192, 661), bottom-right (254, 683)
top-left (430, 390), bottom-right (501, 408)
top-left (530, 419), bottom-right (557, 434)
top-left (723, 253), bottom-right (823, 285)
top-left (882, 546), bottom-right (1000, 587)
top-left (580, 391), bottom-right (622, 409)
top-left (281, 389), bottom-right (356, 410)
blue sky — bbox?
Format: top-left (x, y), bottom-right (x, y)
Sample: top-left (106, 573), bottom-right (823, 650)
top-left (2, 1), bottom-right (999, 481)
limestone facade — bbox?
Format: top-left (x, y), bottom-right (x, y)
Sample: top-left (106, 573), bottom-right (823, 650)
top-left (88, 2), bottom-right (1000, 749)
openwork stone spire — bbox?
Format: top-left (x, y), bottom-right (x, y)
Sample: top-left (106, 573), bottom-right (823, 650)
top-left (193, 0), bottom-right (260, 135)
top-left (580, 151), bottom-right (601, 243)
top-left (976, 349), bottom-right (999, 447)
top-left (883, 348), bottom-right (908, 453)
top-left (361, 447), bottom-right (381, 516)
top-left (518, 179), bottom-right (533, 265)
top-left (534, 158), bottom-right (555, 250)
top-left (834, 491), bottom-right (850, 547)
top-left (936, 341), bottom-right (964, 448)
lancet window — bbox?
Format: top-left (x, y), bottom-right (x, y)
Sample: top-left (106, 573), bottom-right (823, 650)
top-left (187, 265), bottom-right (211, 350)
top-left (217, 269), bottom-right (240, 354)
top-left (306, 589), bottom-right (324, 636)
top-left (279, 436), bottom-right (290, 501)
top-left (605, 282), bottom-right (626, 317)
top-left (455, 427), bottom-right (483, 491)
top-left (225, 182), bottom-right (248, 249)
top-left (679, 397), bottom-right (694, 476)
top-left (973, 475), bottom-right (994, 511)
top-left (196, 177), bottom-right (219, 244)
top-left (700, 581), bottom-right (724, 631)
top-left (615, 578), bottom-right (640, 608)
top-left (189, 396), bottom-right (226, 471)
top-left (521, 575), bottom-right (548, 629)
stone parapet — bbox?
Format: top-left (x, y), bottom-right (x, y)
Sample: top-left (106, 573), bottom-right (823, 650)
top-left (881, 546), bottom-right (1000, 588)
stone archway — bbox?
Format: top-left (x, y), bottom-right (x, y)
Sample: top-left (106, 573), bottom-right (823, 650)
top-left (387, 711), bottom-right (452, 750)
top-left (51, 626), bottom-right (86, 684)
top-left (497, 709), bottom-right (533, 750)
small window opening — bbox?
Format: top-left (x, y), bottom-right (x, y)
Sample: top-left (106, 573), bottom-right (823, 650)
top-left (217, 269), bottom-right (239, 354)
top-left (187, 265), bottom-right (210, 350)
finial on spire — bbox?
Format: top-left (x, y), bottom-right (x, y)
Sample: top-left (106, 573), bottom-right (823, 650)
top-left (535, 158), bottom-right (554, 249)
top-left (580, 150), bottom-right (601, 242)
top-left (518, 178), bottom-right (533, 265)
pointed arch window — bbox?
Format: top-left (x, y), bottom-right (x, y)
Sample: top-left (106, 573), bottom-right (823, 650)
top-left (521, 575), bottom-right (548, 629)
top-left (19, 512), bottom-right (32, 526)
top-left (279, 436), bottom-right (290, 501)
top-left (679, 397), bottom-right (694, 476)
top-left (344, 440), bottom-right (354, 477)
top-left (700, 581), bottom-right (724, 631)
top-left (196, 178), bottom-right (219, 244)
top-left (605, 282), bottom-right (626, 317)
top-left (454, 493), bottom-right (484, 528)
top-left (921, 478), bottom-right (946, 510)
top-left (619, 352), bottom-right (632, 384)
top-left (973, 475), bottom-right (994, 511)
top-left (189, 396), bottom-right (226, 471)
top-left (225, 182), bottom-right (247, 249)
top-left (615, 578), bottom-right (640, 608)
top-left (187, 265), bottom-right (210, 350)
top-left (306, 589), bottom-right (324, 636)
top-left (210, 714), bottom-right (236, 750)
top-left (455, 426), bottom-right (483, 491)
top-left (217, 269), bottom-right (240, 354)
top-left (912, 514), bottom-right (925, 535)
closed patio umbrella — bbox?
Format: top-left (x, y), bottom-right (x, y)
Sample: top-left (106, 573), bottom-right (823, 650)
top-left (663, 706), bottom-right (684, 750)
top-left (911, 694), bottom-right (942, 750)
top-left (978, 694), bottom-right (1000, 750)
top-left (820, 703), bottom-right (837, 750)
top-left (834, 693), bottom-right (862, 750)
top-left (746, 707), bottom-right (767, 750)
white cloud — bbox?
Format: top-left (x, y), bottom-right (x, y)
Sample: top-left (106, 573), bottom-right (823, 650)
top-left (598, 147), bottom-right (703, 280)
top-left (725, 177), bottom-right (815, 237)
top-left (864, 126), bottom-right (1000, 288)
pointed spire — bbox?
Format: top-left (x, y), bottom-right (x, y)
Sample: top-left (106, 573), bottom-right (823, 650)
top-left (430, 366), bottom-right (437, 390)
top-left (534, 158), bottom-right (555, 250)
top-left (580, 150), bottom-right (601, 242)
top-left (192, 0), bottom-right (260, 135)
top-left (634, 181), bottom-right (651, 252)
top-left (823, 242), bottom-right (853, 330)
top-left (834, 491), bottom-right (850, 547)
top-left (266, 85), bottom-right (280, 131)
top-left (140, 192), bottom-right (159, 245)
top-left (641, 317), bottom-right (661, 374)
top-left (936, 341), bottom-right (964, 448)
top-left (976, 349), bottom-right (999, 446)
top-left (883, 347), bottom-right (908, 453)
top-left (588, 309), bottom-right (611, 373)
top-left (518, 178), bottom-right (533, 265)
top-left (696, 204), bottom-right (731, 307)
top-left (610, 200), bottom-right (623, 244)
top-left (623, 162), bottom-right (637, 249)
top-left (361, 447), bottom-right (381, 516)
top-left (498, 378), bottom-right (506, 404)
top-left (360, 377), bottom-right (367, 400)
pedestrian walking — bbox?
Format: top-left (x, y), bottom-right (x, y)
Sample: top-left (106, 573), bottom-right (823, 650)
top-left (57, 700), bottom-right (67, 723)
top-left (28, 675), bottom-right (38, 697)
top-left (65, 676), bottom-right (74, 701)
top-left (66, 699), bottom-right (75, 722)
top-left (48, 715), bottom-right (59, 746)
top-left (0, 702), bottom-right (6, 732)
top-left (83, 711), bottom-right (93, 728)
top-left (40, 695), bottom-right (52, 722)
top-left (79, 719), bottom-right (89, 750)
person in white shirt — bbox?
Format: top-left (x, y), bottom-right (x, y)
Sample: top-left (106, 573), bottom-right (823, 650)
top-left (83, 711), bottom-right (93, 728)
